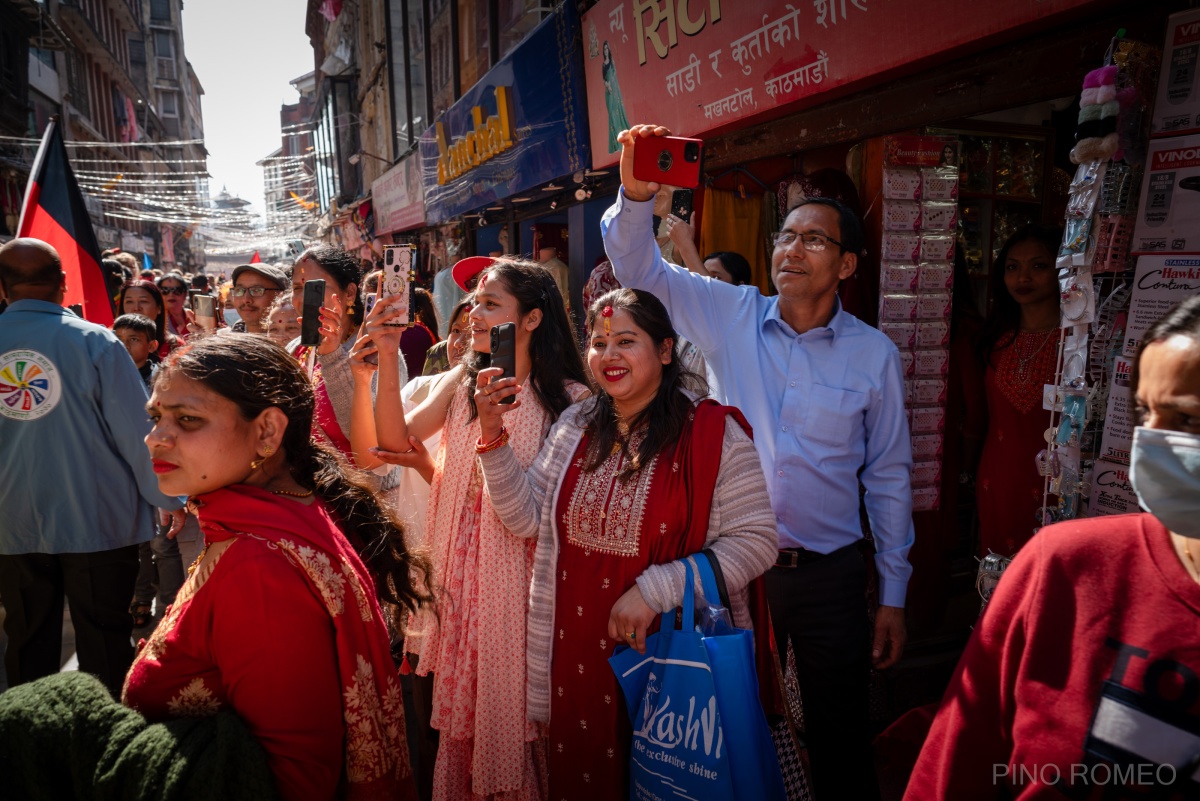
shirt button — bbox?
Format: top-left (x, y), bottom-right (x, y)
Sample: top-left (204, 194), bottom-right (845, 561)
top-left (777, 470), bottom-right (784, 477)
top-left (790, 381), bottom-right (796, 387)
top-left (782, 426), bottom-right (788, 432)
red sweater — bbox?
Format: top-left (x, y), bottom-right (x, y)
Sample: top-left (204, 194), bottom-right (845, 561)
top-left (906, 513), bottom-right (1200, 800)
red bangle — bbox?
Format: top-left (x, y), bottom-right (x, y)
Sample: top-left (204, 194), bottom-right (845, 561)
top-left (475, 427), bottom-right (509, 454)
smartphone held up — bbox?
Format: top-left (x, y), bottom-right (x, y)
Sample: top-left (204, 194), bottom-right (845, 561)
top-left (633, 135), bottom-right (704, 189)
top-left (489, 322), bottom-right (517, 405)
top-left (382, 244), bottom-right (416, 327)
top-left (300, 279), bottom-right (326, 346)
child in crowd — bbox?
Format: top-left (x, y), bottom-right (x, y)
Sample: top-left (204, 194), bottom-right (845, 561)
top-left (112, 313), bottom-right (185, 629)
top-left (112, 313), bottom-right (159, 389)
top-left (262, 294), bottom-right (301, 347)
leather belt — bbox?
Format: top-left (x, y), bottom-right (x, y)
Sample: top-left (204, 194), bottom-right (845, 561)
top-left (774, 547), bottom-right (824, 568)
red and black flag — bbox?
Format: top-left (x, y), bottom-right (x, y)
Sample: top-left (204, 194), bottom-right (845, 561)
top-left (18, 118), bottom-right (113, 326)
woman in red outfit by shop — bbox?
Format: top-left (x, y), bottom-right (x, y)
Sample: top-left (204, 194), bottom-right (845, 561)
top-left (124, 335), bottom-right (429, 801)
top-left (973, 225), bottom-right (1063, 556)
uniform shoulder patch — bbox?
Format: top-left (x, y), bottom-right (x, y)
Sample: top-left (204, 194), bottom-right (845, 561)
top-left (0, 349), bottom-right (62, 421)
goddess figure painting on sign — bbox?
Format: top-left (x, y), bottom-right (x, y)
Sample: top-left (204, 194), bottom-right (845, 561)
top-left (602, 42), bottom-right (631, 153)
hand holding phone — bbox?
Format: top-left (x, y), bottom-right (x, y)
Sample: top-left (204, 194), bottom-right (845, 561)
top-left (382, 245), bottom-right (415, 327)
top-left (489, 323), bottom-right (517, 405)
top-left (633, 135), bottom-right (704, 189)
top-left (193, 294), bottom-right (216, 331)
top-left (671, 189), bottom-right (693, 222)
top-left (300, 279), bottom-right (326, 346)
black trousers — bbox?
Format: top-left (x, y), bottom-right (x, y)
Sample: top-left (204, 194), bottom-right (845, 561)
top-left (0, 545), bottom-right (140, 698)
top-left (765, 543), bottom-right (880, 801)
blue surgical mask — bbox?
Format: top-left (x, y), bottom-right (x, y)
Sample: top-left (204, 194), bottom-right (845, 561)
top-left (1129, 426), bottom-right (1200, 538)
top-left (223, 308), bottom-right (240, 327)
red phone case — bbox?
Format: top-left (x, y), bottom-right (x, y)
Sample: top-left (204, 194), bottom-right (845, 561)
top-left (632, 136), bottom-right (704, 188)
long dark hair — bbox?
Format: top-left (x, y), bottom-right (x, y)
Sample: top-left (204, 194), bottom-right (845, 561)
top-left (975, 224), bottom-right (1062, 366)
top-left (462, 259), bottom-right (588, 422)
top-left (580, 288), bottom-right (704, 477)
top-left (1132, 294), bottom-right (1200, 393)
top-left (158, 336), bottom-right (432, 631)
top-left (413, 287), bottom-right (439, 340)
top-left (118, 280), bottom-right (171, 351)
top-left (299, 245), bottom-right (364, 328)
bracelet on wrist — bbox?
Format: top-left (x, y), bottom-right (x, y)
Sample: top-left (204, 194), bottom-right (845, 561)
top-left (475, 427), bottom-right (509, 454)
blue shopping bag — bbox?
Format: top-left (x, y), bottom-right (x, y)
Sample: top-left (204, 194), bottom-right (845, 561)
top-left (693, 555), bottom-right (786, 801)
top-left (610, 557), bottom-right (785, 801)
top-left (610, 558), bottom-right (733, 800)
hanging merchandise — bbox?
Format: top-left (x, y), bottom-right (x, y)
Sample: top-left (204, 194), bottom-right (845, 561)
top-left (877, 136), bottom-right (961, 512)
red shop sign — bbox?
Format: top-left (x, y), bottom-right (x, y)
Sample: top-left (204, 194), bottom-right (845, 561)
top-left (582, 0), bottom-right (1096, 166)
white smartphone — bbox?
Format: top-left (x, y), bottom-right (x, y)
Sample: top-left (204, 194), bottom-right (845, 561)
top-left (381, 244), bottom-right (414, 327)
top-left (193, 294), bottom-right (216, 331)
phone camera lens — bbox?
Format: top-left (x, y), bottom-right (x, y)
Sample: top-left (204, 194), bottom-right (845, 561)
top-left (684, 142), bottom-right (700, 162)
top-left (657, 150), bottom-right (673, 172)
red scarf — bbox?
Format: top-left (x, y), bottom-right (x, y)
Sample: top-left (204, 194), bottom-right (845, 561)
top-left (293, 345), bottom-right (355, 460)
top-left (615, 399), bottom-right (783, 716)
top-left (194, 485), bottom-right (415, 801)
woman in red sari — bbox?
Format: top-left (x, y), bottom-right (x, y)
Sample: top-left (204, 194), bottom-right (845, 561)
top-left (124, 335), bottom-right (429, 801)
top-left (475, 288), bottom-right (779, 799)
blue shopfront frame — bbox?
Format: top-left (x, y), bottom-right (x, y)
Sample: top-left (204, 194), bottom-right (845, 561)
top-left (419, 1), bottom-right (589, 225)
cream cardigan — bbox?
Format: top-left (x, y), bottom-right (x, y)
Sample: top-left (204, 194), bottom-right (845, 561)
top-left (478, 398), bottom-right (778, 724)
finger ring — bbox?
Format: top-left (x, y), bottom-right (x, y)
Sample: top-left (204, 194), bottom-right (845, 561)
top-left (625, 631), bottom-right (635, 639)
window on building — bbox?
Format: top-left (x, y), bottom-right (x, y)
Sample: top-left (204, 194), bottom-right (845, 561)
top-left (159, 89), bottom-right (178, 116)
top-left (386, 0), bottom-right (409, 150)
top-left (408, 0), bottom-right (428, 140)
top-left (65, 51), bottom-right (89, 120)
top-left (150, 0), bottom-right (170, 22)
top-left (128, 38), bottom-right (146, 65)
top-left (498, 0), bottom-right (549, 58)
top-left (429, 0), bottom-right (454, 120)
top-left (457, 0), bottom-right (490, 91)
top-left (153, 30), bottom-right (174, 57)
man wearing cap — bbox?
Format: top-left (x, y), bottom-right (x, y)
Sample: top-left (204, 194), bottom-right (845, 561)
top-left (229, 263), bottom-right (288, 333)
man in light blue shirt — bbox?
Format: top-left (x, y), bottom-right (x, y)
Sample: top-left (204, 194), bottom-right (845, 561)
top-left (0, 238), bottom-right (184, 697)
top-left (604, 126), bottom-right (914, 799)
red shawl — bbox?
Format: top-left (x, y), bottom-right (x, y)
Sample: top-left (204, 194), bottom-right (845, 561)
top-left (652, 399), bottom-right (783, 716)
top-left (194, 485), bottom-right (414, 801)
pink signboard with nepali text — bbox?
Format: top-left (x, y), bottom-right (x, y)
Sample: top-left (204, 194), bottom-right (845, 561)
top-left (581, 0), bottom-right (1095, 166)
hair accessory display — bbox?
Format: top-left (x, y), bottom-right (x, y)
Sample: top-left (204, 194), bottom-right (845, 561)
top-left (602, 304), bottom-right (614, 335)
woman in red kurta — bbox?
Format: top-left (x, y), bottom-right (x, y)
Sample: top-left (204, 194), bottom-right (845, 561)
top-left (973, 226), bottom-right (1063, 556)
top-left (125, 335), bottom-right (428, 801)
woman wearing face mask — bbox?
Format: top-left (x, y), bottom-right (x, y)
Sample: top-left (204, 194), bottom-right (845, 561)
top-left (905, 295), bottom-right (1200, 800)
top-left (474, 288), bottom-right (779, 799)
top-left (366, 259), bottom-right (590, 801)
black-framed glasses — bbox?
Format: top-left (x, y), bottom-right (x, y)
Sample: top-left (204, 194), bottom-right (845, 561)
top-left (159, 285), bottom-right (187, 296)
top-left (771, 231), bottom-right (845, 252)
top-left (230, 286), bottom-right (280, 298)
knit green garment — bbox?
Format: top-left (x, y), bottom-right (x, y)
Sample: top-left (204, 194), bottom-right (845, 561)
top-left (0, 672), bottom-right (278, 801)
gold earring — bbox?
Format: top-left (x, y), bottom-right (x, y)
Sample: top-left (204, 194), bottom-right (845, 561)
top-left (250, 445), bottom-right (272, 471)
top-left (346, 302), bottom-right (355, 314)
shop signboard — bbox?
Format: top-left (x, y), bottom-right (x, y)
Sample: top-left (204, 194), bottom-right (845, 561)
top-left (95, 224), bottom-right (120, 250)
top-left (1097, 356), bottom-right (1134, 466)
top-left (581, 0), bottom-right (1095, 165)
top-left (418, 1), bottom-right (589, 224)
top-left (120, 231), bottom-right (142, 254)
top-left (372, 153), bottom-right (425, 233)
top-left (1122, 255), bottom-right (1200, 357)
top-left (1087, 459), bottom-right (1140, 517)
top-left (1132, 134), bottom-right (1200, 255)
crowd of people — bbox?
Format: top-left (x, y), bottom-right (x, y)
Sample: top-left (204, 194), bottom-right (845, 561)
top-left (0, 123), bottom-right (1197, 801)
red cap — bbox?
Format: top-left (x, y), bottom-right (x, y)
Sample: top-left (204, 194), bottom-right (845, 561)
top-left (451, 256), bottom-right (496, 292)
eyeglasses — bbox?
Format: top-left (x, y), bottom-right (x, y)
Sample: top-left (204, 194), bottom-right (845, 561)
top-left (231, 286), bottom-right (280, 298)
top-left (771, 231), bottom-right (845, 252)
top-left (159, 285), bottom-right (187, 296)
